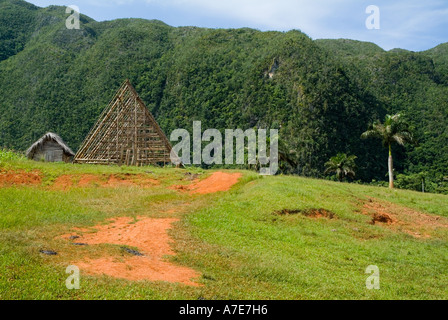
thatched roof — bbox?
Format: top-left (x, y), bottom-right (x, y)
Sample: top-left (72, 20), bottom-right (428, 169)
top-left (26, 132), bottom-right (75, 158)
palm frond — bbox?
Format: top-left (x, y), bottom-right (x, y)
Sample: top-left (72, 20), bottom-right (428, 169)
top-left (324, 153), bottom-right (357, 181)
top-left (363, 113), bottom-right (415, 148)
top-left (361, 129), bottom-right (381, 140)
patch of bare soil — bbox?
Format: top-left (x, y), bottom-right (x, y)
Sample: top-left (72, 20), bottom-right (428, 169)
top-left (0, 169), bottom-right (41, 187)
top-left (52, 175), bottom-right (74, 190)
top-left (371, 212), bottom-right (394, 225)
top-left (78, 174), bottom-right (100, 187)
top-left (274, 208), bottom-right (336, 219)
top-left (52, 174), bottom-right (159, 190)
top-left (102, 175), bottom-right (135, 188)
top-left (362, 198), bottom-right (448, 238)
top-left (60, 216), bottom-right (201, 286)
top-left (172, 172), bottom-right (242, 195)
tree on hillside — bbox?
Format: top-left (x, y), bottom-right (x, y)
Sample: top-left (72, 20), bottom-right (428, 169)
top-left (278, 138), bottom-right (298, 173)
top-left (361, 114), bottom-right (415, 189)
top-left (324, 153), bottom-right (357, 182)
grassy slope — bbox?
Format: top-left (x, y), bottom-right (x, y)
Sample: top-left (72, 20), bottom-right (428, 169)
top-left (0, 157), bottom-right (447, 300)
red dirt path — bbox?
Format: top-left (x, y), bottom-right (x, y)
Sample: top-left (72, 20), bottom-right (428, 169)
top-left (61, 217), bottom-right (201, 286)
top-left (172, 171), bottom-right (242, 194)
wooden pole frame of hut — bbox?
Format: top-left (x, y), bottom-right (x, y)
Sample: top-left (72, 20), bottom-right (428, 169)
top-left (74, 80), bottom-right (174, 166)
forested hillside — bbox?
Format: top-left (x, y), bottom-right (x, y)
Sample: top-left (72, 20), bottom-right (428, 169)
top-left (0, 0), bottom-right (447, 192)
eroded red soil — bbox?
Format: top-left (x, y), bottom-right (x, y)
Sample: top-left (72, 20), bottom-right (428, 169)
top-left (60, 216), bottom-right (201, 286)
top-left (0, 169), bottom-right (41, 186)
top-left (362, 198), bottom-right (448, 238)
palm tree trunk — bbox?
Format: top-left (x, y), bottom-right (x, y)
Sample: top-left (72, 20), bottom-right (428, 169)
top-left (388, 143), bottom-right (394, 189)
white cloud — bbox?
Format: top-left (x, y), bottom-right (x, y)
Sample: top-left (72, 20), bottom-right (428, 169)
top-left (27, 0), bottom-right (448, 50)
top-left (145, 0), bottom-right (447, 50)
top-left (156, 0), bottom-right (349, 34)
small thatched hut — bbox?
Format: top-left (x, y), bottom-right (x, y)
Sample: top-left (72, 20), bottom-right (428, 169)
top-left (26, 133), bottom-right (75, 162)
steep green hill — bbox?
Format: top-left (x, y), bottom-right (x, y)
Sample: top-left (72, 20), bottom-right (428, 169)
top-left (0, 0), bottom-right (37, 62)
top-left (0, 0), bottom-right (447, 192)
top-left (316, 39), bottom-right (448, 189)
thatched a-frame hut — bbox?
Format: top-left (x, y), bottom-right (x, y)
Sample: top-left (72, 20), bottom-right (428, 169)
top-left (74, 80), bottom-right (173, 166)
top-left (26, 132), bottom-right (75, 162)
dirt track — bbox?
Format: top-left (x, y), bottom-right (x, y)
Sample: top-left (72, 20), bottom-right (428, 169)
top-left (56, 171), bottom-right (242, 285)
top-left (2, 170), bottom-right (243, 285)
top-left (63, 217), bottom-right (201, 286)
top-left (172, 171), bottom-right (242, 194)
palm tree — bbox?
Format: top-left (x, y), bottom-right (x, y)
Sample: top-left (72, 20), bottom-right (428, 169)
top-left (361, 113), bottom-right (414, 189)
top-left (324, 153), bottom-right (357, 182)
top-left (278, 138), bottom-right (298, 172)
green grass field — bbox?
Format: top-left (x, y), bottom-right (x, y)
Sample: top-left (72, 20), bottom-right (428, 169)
top-left (0, 154), bottom-right (447, 300)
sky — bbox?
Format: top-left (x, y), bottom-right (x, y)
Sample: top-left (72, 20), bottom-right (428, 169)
top-left (26, 0), bottom-right (448, 51)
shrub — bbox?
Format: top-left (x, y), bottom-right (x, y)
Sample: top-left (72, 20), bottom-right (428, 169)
top-left (0, 148), bottom-right (25, 163)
